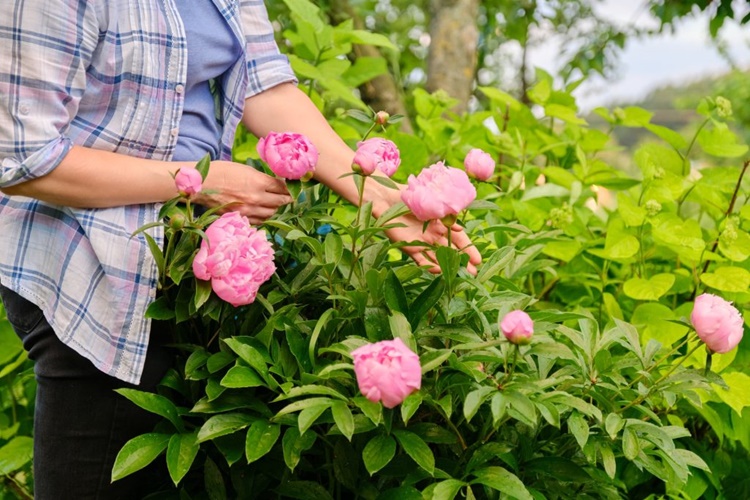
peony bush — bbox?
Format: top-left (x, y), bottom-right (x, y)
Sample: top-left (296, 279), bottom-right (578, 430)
top-left (113, 87), bottom-right (750, 498)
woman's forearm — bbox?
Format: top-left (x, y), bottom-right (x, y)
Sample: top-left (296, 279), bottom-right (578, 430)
top-left (242, 83), bottom-right (398, 215)
top-left (0, 146), bottom-right (188, 207)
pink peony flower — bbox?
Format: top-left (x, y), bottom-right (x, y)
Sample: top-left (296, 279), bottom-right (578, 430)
top-left (464, 148), bottom-right (495, 181)
top-left (400, 161), bottom-right (476, 222)
top-left (691, 293), bottom-right (744, 354)
top-left (257, 131), bottom-right (318, 180)
top-left (500, 310), bottom-right (534, 345)
top-left (174, 167), bottom-right (203, 196)
top-left (192, 212), bottom-right (276, 307)
top-left (351, 338), bottom-right (421, 408)
top-left (352, 138), bottom-right (401, 177)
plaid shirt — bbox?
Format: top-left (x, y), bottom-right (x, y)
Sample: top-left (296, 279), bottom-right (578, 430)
top-left (0, 0), bottom-right (296, 384)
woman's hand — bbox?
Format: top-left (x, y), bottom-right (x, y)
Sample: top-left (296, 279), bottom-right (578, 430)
top-left (385, 213), bottom-right (482, 275)
top-left (195, 161), bottom-right (293, 225)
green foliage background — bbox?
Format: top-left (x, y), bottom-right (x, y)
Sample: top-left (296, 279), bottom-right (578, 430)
top-left (2, 1), bottom-right (750, 499)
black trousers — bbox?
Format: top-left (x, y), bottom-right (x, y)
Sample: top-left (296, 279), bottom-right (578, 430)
top-left (0, 285), bottom-right (172, 499)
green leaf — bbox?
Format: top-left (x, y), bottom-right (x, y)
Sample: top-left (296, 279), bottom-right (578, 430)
top-left (111, 433), bottom-right (170, 482)
top-left (523, 457), bottom-right (592, 483)
top-left (222, 338), bottom-right (269, 378)
top-left (408, 278), bottom-right (445, 329)
top-left (400, 392), bottom-right (423, 426)
top-left (362, 434), bottom-right (397, 475)
top-left (567, 411), bottom-right (589, 450)
top-left (600, 444), bottom-right (616, 479)
top-left (605, 413), bottom-right (624, 439)
top-left (464, 387), bottom-right (495, 423)
top-left (420, 349), bottom-right (452, 374)
top-left (393, 429), bottom-right (435, 475)
top-left (143, 232), bottom-right (165, 278)
top-left (166, 432), bottom-right (199, 486)
top-left (698, 123), bottom-right (749, 157)
top-left (194, 278), bottom-right (212, 310)
top-left (331, 401), bottom-right (355, 441)
top-left (714, 371), bottom-right (750, 415)
top-left (623, 273), bottom-right (675, 301)
top-left (245, 420), bottom-right (281, 464)
top-left (220, 365), bottom-right (264, 388)
top-left (282, 427), bottom-right (317, 472)
top-left (145, 296), bottom-right (175, 320)
top-left (389, 311), bottom-right (416, 352)
top-left (335, 29), bottom-right (397, 50)
top-left (544, 103), bottom-right (586, 124)
top-left (298, 404), bottom-right (331, 435)
top-left (204, 456), bottom-right (226, 500)
top-left (383, 270), bottom-right (408, 315)
top-left (276, 397), bottom-right (334, 417)
top-left (323, 232), bottom-right (343, 269)
top-left (430, 480), bottom-right (466, 500)
top-left (275, 481), bottom-right (335, 500)
top-left (353, 396), bottom-right (382, 425)
top-left (282, 0), bottom-right (324, 31)
top-left (0, 436), bottom-right (33, 475)
top-left (645, 123), bottom-right (688, 150)
top-left (197, 413), bottom-right (255, 442)
top-left (471, 466), bottom-right (533, 500)
top-left (195, 153), bottom-right (210, 180)
top-left (115, 389), bottom-right (183, 431)
top-left (622, 427), bottom-right (640, 460)
top-left (435, 246), bottom-right (461, 283)
top-left (701, 266), bottom-right (750, 293)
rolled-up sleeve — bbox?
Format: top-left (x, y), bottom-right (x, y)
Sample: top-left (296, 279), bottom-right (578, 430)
top-left (240, 0), bottom-right (297, 99)
top-left (0, 0), bottom-right (98, 187)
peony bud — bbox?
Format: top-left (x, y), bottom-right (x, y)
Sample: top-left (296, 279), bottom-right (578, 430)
top-left (500, 310), bottom-right (534, 345)
top-left (464, 148), bottom-right (495, 181)
top-left (351, 338), bottom-right (421, 408)
top-left (691, 293), bottom-right (744, 354)
top-left (174, 167), bottom-right (203, 196)
top-left (375, 111), bottom-right (390, 126)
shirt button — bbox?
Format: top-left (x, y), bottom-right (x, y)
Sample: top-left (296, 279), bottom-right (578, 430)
top-left (175, 84), bottom-right (185, 94)
top-left (19, 104), bottom-right (30, 115)
top-left (170, 128), bottom-right (179, 137)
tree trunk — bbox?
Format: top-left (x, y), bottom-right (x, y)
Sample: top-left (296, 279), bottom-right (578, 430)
top-left (426, 0), bottom-right (481, 114)
top-left (328, 0), bottom-right (413, 133)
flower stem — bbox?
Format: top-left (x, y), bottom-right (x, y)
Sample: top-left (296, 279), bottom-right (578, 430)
top-left (625, 335), bottom-right (693, 390)
top-left (618, 341), bottom-right (703, 413)
top-left (704, 351), bottom-right (713, 376)
top-left (501, 345), bottom-right (519, 385)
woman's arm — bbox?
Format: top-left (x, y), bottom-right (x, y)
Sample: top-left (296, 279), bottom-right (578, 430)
top-left (242, 83), bottom-right (481, 272)
top-left (1, 147), bottom-right (291, 225)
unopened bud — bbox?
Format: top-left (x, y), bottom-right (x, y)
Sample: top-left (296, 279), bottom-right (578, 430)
top-left (644, 199), bottom-right (662, 217)
top-left (169, 212), bottom-right (187, 230)
top-left (716, 96), bottom-right (733, 118)
top-left (375, 111), bottom-right (390, 126)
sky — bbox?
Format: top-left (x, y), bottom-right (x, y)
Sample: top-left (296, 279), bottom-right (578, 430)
top-left (528, 1), bottom-right (750, 111)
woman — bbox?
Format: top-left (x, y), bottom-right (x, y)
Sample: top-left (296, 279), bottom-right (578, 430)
top-left (0, 0), bottom-right (480, 497)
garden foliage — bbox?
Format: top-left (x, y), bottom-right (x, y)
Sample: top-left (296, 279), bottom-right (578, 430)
top-left (2, 0), bottom-right (750, 499)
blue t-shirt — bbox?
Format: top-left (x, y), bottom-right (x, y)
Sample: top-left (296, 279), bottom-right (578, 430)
top-left (173, 0), bottom-right (243, 161)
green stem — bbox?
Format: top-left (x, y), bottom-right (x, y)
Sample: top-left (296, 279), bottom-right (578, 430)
top-left (683, 118), bottom-right (710, 176)
top-left (618, 342), bottom-right (703, 413)
top-left (699, 159), bottom-right (749, 278)
top-left (501, 345), bottom-right (519, 385)
top-left (704, 351), bottom-right (713, 376)
top-left (361, 122), bottom-right (377, 142)
top-left (626, 335), bottom-right (692, 390)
